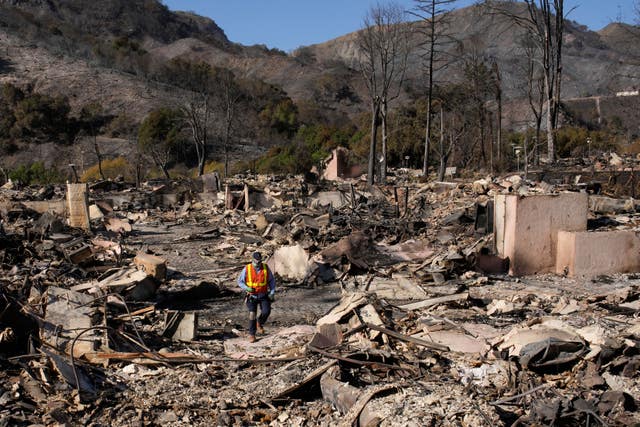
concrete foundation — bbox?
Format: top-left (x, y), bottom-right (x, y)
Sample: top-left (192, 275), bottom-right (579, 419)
top-left (556, 230), bottom-right (640, 277)
top-left (495, 192), bottom-right (588, 275)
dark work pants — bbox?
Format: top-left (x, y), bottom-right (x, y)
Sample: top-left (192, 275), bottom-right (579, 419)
top-left (246, 294), bottom-right (271, 336)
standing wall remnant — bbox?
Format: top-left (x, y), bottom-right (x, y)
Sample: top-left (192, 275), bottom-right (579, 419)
top-left (556, 230), bottom-right (640, 277)
top-left (494, 192), bottom-right (588, 275)
top-left (66, 183), bottom-right (90, 230)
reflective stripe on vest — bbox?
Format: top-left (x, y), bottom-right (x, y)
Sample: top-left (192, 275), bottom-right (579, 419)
top-left (246, 263), bottom-right (268, 294)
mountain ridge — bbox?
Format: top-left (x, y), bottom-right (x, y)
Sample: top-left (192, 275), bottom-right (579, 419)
top-left (0, 0), bottom-right (639, 170)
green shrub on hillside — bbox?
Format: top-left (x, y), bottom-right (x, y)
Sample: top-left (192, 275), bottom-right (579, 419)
top-left (254, 124), bottom-right (362, 175)
top-left (9, 162), bottom-right (65, 185)
top-left (555, 127), bottom-right (615, 158)
top-left (0, 83), bottom-right (77, 145)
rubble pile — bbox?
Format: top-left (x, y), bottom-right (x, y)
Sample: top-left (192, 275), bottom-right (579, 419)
top-left (1, 171), bottom-right (639, 426)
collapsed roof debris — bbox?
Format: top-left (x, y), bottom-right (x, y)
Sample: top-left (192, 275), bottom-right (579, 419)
top-left (1, 169), bottom-right (640, 426)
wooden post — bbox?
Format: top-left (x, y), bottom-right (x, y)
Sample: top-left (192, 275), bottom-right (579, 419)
top-left (244, 183), bottom-right (250, 212)
top-left (404, 186), bottom-right (409, 217)
top-left (393, 187), bottom-right (399, 218)
top-left (225, 185), bottom-right (232, 210)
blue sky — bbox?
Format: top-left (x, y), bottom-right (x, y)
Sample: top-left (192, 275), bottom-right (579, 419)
top-left (163, 1), bottom-right (637, 52)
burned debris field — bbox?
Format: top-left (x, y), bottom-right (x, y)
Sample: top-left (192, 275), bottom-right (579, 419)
top-left (1, 164), bottom-right (640, 426)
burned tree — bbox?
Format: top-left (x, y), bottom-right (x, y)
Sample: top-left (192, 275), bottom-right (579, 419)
top-left (217, 69), bottom-right (244, 179)
top-left (483, 0), bottom-right (566, 163)
top-left (78, 102), bottom-right (109, 181)
top-left (358, 2), bottom-right (411, 185)
top-left (138, 108), bottom-right (183, 180)
top-left (434, 87), bottom-right (469, 181)
top-left (167, 60), bottom-right (216, 177)
top-left (461, 40), bottom-right (495, 169)
top-left (411, 0), bottom-right (457, 177)
top-left (491, 58), bottom-right (503, 166)
top-left (519, 31), bottom-right (545, 166)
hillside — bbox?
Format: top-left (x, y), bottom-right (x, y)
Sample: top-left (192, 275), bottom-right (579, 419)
top-left (2, 0), bottom-right (639, 118)
top-left (0, 0), bottom-right (639, 171)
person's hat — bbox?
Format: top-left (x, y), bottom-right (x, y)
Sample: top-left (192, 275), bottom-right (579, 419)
top-left (252, 251), bottom-right (262, 262)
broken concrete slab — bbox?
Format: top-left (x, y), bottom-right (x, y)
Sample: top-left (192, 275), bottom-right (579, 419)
top-left (223, 325), bottom-right (315, 359)
top-left (19, 200), bottom-right (67, 215)
top-left (495, 320), bottom-right (583, 358)
top-left (41, 286), bottom-right (103, 358)
top-left (589, 195), bottom-right (636, 214)
top-left (308, 191), bottom-right (349, 209)
top-left (72, 268), bottom-right (157, 300)
top-left (376, 239), bottom-right (434, 262)
top-left (366, 275), bottom-right (427, 300)
top-left (414, 329), bottom-right (487, 354)
top-left (309, 323), bottom-right (343, 349)
top-left (104, 217), bottom-right (132, 233)
top-left (315, 231), bottom-right (371, 270)
top-left (317, 293), bottom-right (369, 325)
top-left (89, 204), bottom-right (104, 221)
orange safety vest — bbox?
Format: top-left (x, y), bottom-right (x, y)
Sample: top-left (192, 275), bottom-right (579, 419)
top-left (246, 263), bottom-right (268, 294)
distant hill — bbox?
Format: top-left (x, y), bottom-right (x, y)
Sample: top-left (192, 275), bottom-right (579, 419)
top-left (0, 0), bottom-right (639, 168)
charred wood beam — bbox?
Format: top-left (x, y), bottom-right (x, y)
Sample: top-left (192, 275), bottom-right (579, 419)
top-left (364, 323), bottom-right (449, 352)
top-left (307, 345), bottom-right (399, 370)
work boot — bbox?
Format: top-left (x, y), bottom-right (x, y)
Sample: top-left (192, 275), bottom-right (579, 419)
top-left (257, 323), bottom-right (264, 334)
top-left (248, 335), bottom-right (256, 343)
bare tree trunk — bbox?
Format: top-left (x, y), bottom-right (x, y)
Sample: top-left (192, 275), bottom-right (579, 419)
top-left (422, 2), bottom-right (436, 178)
top-left (535, 117), bottom-right (542, 165)
top-left (94, 136), bottom-right (105, 181)
top-left (438, 106), bottom-right (446, 182)
top-left (479, 109), bottom-right (486, 167)
top-left (545, 75), bottom-right (555, 162)
top-left (423, 101), bottom-right (432, 177)
top-left (359, 3), bottom-right (410, 185)
top-left (414, 0), bottom-right (457, 177)
top-left (224, 111), bottom-right (231, 179)
top-left (524, 133), bottom-right (529, 180)
top-left (380, 99), bottom-right (388, 184)
top-left (367, 100), bottom-right (380, 186)
top-left (488, 111), bottom-right (494, 174)
top-left (497, 102), bottom-right (502, 164)
top-left (161, 165), bottom-right (170, 180)
top-left (487, 0), bottom-right (564, 163)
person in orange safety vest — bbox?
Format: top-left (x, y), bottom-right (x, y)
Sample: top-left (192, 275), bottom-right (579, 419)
top-left (237, 251), bottom-right (276, 343)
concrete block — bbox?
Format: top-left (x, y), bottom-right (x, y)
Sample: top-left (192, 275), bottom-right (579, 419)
top-left (163, 311), bottom-right (198, 342)
top-left (134, 252), bottom-right (167, 281)
top-left (556, 230), bottom-right (640, 277)
top-left (89, 204), bottom-right (104, 220)
top-left (495, 192), bottom-right (588, 275)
